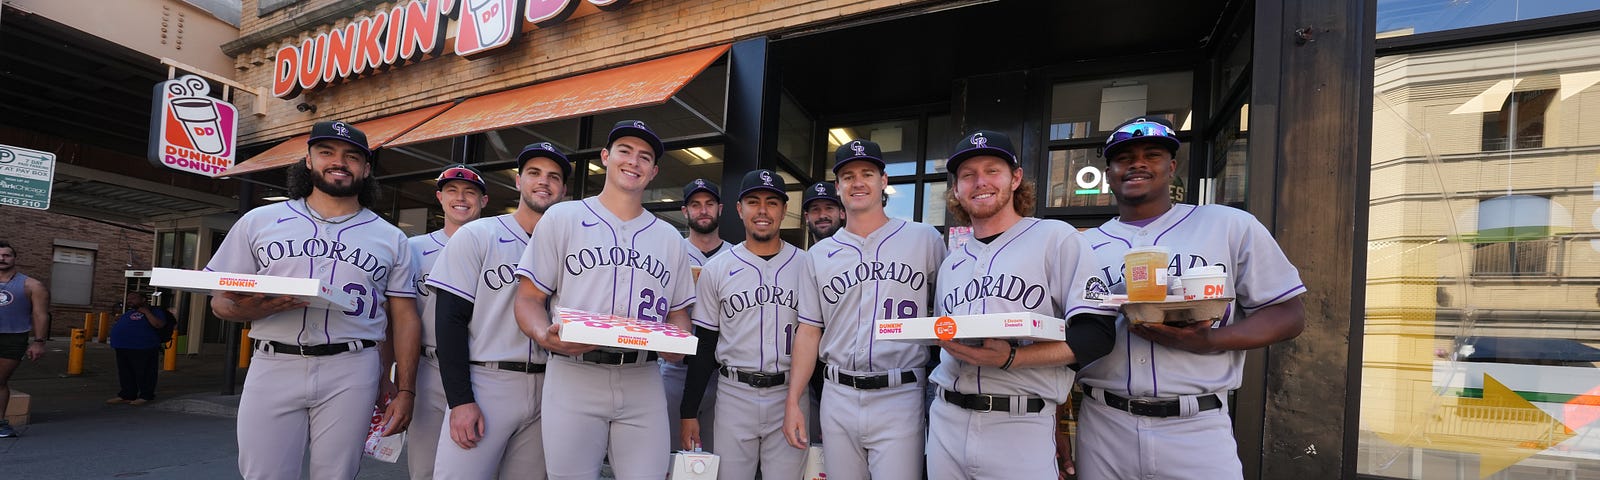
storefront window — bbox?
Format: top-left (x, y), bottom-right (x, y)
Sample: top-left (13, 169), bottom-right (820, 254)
top-left (1360, 29), bottom-right (1600, 479)
top-left (777, 91), bottom-right (814, 173)
top-left (925, 114), bottom-right (953, 176)
top-left (1210, 103), bottom-right (1248, 206)
top-left (827, 119), bottom-right (921, 177)
top-left (1047, 149), bottom-right (1113, 208)
top-left (1377, 1), bottom-right (1600, 38)
top-left (1050, 72), bottom-right (1193, 140)
top-left (885, 182), bottom-right (916, 222)
top-left (922, 181), bottom-right (946, 226)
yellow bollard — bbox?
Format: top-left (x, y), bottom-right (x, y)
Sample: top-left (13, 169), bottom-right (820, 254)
top-left (83, 313), bottom-right (96, 344)
top-left (163, 329), bottom-right (178, 372)
top-left (97, 312), bottom-right (111, 343)
top-left (67, 328), bottom-right (85, 375)
top-left (238, 328), bottom-right (252, 369)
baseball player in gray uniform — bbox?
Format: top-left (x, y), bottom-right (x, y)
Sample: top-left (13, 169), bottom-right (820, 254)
top-left (679, 169), bottom-right (817, 479)
top-left (783, 139), bottom-right (945, 480)
top-left (1076, 117), bottom-right (1306, 479)
top-left (925, 131), bottom-right (1118, 479)
top-left (207, 121), bottom-right (421, 480)
top-left (407, 163), bottom-right (489, 479)
top-left (800, 181), bottom-right (842, 442)
top-left (664, 178), bottom-right (729, 452)
top-left (426, 143), bottom-right (569, 479)
top-left (512, 120), bottom-right (696, 480)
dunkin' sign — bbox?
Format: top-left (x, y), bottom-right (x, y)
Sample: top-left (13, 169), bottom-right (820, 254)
top-left (271, 0), bottom-right (633, 99)
top-left (147, 75), bottom-right (238, 177)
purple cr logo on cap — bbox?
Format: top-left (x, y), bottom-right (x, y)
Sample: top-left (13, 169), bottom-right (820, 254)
top-left (971, 133), bottom-right (988, 148)
top-left (539, 142), bottom-right (553, 150)
top-left (850, 141), bottom-right (865, 157)
top-left (695, 179), bottom-right (706, 187)
top-left (760, 171), bottom-right (772, 186)
top-left (332, 122), bottom-right (349, 137)
top-left (633, 121), bottom-right (647, 130)
top-left (814, 183), bottom-right (826, 194)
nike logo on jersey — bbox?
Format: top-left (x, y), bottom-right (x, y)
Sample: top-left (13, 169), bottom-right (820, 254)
top-left (951, 259), bottom-right (966, 270)
top-left (827, 248), bottom-right (844, 258)
top-left (729, 267), bottom-right (744, 277)
top-left (498, 237), bottom-right (517, 244)
top-left (423, 249), bottom-right (440, 256)
top-left (277, 216), bottom-right (296, 224)
top-left (582, 220), bottom-right (600, 227)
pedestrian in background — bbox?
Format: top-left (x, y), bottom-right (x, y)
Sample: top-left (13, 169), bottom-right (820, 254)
top-left (107, 290), bottom-right (173, 406)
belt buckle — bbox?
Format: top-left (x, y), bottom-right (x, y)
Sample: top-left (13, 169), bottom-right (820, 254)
top-left (973, 394), bottom-right (998, 413)
top-left (604, 352), bottom-right (628, 366)
top-left (1126, 398), bottom-right (1156, 416)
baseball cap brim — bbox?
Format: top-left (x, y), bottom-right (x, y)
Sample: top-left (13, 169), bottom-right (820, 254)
top-left (684, 186), bottom-right (719, 203)
top-left (307, 136), bottom-right (373, 160)
top-left (517, 147), bottom-right (573, 179)
top-left (738, 184), bottom-right (786, 200)
top-left (1104, 136), bottom-right (1180, 161)
top-left (831, 156), bottom-right (886, 174)
top-left (607, 126), bottom-right (665, 158)
top-left (945, 147), bottom-right (1017, 174)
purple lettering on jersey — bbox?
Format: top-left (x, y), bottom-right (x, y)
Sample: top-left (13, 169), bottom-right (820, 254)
top-left (561, 246), bottom-right (673, 287)
top-left (718, 284), bottom-right (798, 319)
top-left (255, 238), bottom-right (390, 282)
top-left (819, 261), bottom-right (926, 305)
top-left (938, 274), bottom-right (1047, 313)
top-left (481, 263), bottom-right (519, 291)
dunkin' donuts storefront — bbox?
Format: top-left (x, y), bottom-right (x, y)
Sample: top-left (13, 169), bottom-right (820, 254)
top-left (218, 0), bottom-right (1367, 478)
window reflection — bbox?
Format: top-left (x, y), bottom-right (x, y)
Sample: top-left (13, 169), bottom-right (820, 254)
top-left (826, 120), bottom-right (921, 177)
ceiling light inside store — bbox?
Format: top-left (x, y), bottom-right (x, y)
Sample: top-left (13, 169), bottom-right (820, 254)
top-left (685, 147), bottom-right (715, 162)
top-left (588, 162), bottom-right (604, 174)
top-left (827, 128), bottom-right (851, 147)
top-left (1180, 111), bottom-right (1192, 131)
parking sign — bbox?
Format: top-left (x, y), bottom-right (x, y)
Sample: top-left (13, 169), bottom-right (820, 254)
top-left (0, 144), bottom-right (55, 210)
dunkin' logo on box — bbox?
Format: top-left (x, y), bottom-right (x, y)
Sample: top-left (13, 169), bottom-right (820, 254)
top-left (618, 335), bottom-right (649, 347)
top-left (879, 322), bottom-right (903, 334)
top-left (934, 316), bottom-right (958, 341)
top-left (218, 277), bottom-right (258, 288)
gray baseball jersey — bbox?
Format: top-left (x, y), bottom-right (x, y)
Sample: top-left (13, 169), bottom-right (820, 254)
top-left (425, 214), bottom-right (546, 479)
top-left (929, 217), bottom-right (1113, 403)
top-left (426, 215), bottom-right (543, 363)
top-left (801, 218), bottom-right (945, 371)
top-left (685, 239), bottom-right (732, 267)
top-left (205, 199), bottom-right (414, 480)
top-left (205, 198), bottom-right (416, 344)
top-left (691, 241), bottom-right (817, 373)
top-left (408, 230), bottom-right (449, 348)
top-left (405, 229), bottom-right (448, 480)
top-left (513, 196), bottom-right (695, 480)
top-left (1077, 203), bottom-right (1305, 397)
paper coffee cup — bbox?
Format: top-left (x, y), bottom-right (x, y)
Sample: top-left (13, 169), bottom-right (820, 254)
top-left (1181, 266), bottom-right (1228, 300)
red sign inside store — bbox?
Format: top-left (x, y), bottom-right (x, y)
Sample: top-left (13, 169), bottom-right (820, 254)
top-left (271, 0), bottom-right (632, 99)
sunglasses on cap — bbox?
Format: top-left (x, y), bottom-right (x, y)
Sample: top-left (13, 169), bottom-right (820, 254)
top-left (1105, 120), bottom-right (1178, 146)
top-left (436, 166), bottom-right (484, 186)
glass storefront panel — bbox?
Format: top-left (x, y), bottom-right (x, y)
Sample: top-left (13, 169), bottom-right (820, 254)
top-left (1050, 72), bottom-right (1193, 140)
top-left (826, 119), bottom-right (922, 177)
top-left (885, 181), bottom-right (916, 222)
top-left (925, 114), bottom-right (954, 176)
top-left (1360, 29), bottom-right (1600, 479)
top-left (922, 181), bottom-right (947, 226)
top-left (1048, 144), bottom-right (1192, 208)
top-left (777, 91), bottom-right (815, 173)
top-left (1377, 1), bottom-right (1600, 38)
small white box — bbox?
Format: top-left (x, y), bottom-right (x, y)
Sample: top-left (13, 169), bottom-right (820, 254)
top-left (363, 403), bottom-right (405, 463)
top-left (150, 267), bottom-right (358, 311)
top-left (876, 312), bottom-right (1066, 345)
top-left (669, 450), bottom-right (719, 479)
top-left (556, 307), bottom-right (699, 355)
top-left (800, 444), bottom-right (825, 480)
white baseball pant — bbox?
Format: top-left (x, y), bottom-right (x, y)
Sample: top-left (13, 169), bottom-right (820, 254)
top-left (433, 364), bottom-right (545, 479)
top-left (237, 346), bottom-right (378, 480)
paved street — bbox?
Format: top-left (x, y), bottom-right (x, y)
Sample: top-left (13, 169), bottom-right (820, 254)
top-left (1, 338), bottom-right (407, 479)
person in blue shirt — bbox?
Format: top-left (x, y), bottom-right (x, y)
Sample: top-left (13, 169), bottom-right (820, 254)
top-left (107, 291), bottom-right (173, 405)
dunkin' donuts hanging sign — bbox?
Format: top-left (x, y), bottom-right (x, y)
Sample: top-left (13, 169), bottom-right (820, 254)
top-left (147, 75), bottom-right (239, 177)
top-left (271, 0), bottom-right (633, 99)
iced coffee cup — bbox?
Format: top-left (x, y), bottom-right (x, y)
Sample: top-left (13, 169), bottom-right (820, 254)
top-left (1124, 246), bottom-right (1171, 302)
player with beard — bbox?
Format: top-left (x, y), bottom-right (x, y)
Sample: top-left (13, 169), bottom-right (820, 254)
top-left (406, 163), bottom-right (488, 479)
top-left (0, 240), bottom-right (48, 439)
top-left (207, 121), bottom-right (421, 479)
top-left (664, 178), bottom-right (730, 452)
top-left (925, 131), bottom-right (1116, 479)
top-left (428, 143), bottom-right (569, 478)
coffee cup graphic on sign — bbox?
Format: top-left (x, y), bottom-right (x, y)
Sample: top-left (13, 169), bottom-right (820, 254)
top-left (165, 76), bottom-right (227, 155)
top-left (465, 0), bottom-right (513, 50)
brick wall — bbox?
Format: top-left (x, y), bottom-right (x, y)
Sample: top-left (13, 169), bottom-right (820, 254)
top-left (0, 208), bottom-right (155, 337)
top-left (231, 0), bottom-right (935, 144)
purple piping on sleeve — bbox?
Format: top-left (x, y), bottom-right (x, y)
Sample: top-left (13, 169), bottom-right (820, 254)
top-left (1241, 284), bottom-right (1307, 311)
top-left (427, 280), bottom-right (476, 302)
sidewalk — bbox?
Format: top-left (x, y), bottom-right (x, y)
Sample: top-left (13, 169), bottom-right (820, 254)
top-left (1, 338), bottom-right (406, 479)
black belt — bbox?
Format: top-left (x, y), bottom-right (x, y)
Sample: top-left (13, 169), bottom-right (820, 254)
top-left (421, 346), bottom-right (437, 359)
top-left (256, 340), bottom-right (375, 356)
top-left (719, 365), bottom-right (786, 388)
top-left (470, 361), bottom-right (547, 374)
top-left (941, 389), bottom-right (1047, 413)
top-left (558, 350), bottom-right (658, 365)
top-left (829, 368), bottom-right (917, 390)
top-left (1084, 386), bottom-right (1222, 418)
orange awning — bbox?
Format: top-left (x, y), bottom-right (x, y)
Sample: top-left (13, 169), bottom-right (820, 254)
top-left (387, 44), bottom-right (730, 147)
top-left (223, 103), bottom-right (455, 176)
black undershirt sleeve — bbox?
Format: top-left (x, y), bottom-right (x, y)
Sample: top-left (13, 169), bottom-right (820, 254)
top-left (1063, 312), bottom-right (1118, 370)
top-left (680, 326), bottom-right (720, 419)
top-left (436, 291), bottom-right (477, 408)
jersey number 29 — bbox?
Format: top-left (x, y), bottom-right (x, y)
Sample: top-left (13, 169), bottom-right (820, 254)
top-left (637, 288), bottom-right (669, 322)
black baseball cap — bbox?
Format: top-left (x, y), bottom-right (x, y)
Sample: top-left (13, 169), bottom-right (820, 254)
top-left (802, 181), bottom-right (840, 209)
top-left (307, 121), bottom-right (372, 160)
top-left (738, 169), bottom-right (787, 200)
top-left (682, 178), bottom-right (720, 203)
top-left (516, 142), bottom-right (573, 179)
top-left (946, 130), bottom-right (1019, 174)
top-left (1102, 116), bottom-right (1180, 161)
top-left (434, 164), bottom-right (486, 192)
top-left (832, 139), bottom-right (885, 174)
top-left (606, 120), bottom-right (664, 159)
